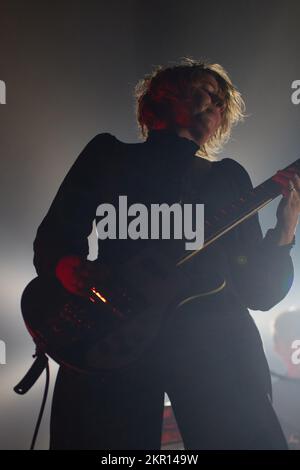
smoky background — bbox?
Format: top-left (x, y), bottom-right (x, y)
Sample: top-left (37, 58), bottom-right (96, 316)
top-left (0, 0), bottom-right (300, 449)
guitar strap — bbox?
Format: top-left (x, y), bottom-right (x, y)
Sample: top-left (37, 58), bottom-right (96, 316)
top-left (14, 349), bottom-right (49, 395)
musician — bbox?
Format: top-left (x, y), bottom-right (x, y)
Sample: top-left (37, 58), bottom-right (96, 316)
top-left (33, 58), bottom-right (300, 449)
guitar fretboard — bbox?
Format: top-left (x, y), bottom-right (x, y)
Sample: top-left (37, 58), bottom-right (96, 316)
top-left (177, 158), bottom-right (300, 266)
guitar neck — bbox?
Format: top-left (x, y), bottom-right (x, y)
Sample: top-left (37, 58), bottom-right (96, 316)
top-left (177, 157), bottom-right (300, 266)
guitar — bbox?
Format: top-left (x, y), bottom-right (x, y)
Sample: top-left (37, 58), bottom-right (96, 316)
top-left (21, 159), bottom-right (300, 372)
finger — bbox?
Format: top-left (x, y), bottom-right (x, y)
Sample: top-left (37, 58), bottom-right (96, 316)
top-left (282, 188), bottom-right (294, 199)
top-left (272, 173), bottom-right (298, 188)
top-left (273, 174), bottom-right (289, 184)
top-left (292, 173), bottom-right (300, 191)
top-left (285, 179), bottom-right (300, 200)
top-left (272, 174), bottom-right (293, 194)
top-left (275, 169), bottom-right (300, 180)
top-left (282, 188), bottom-right (290, 198)
top-left (277, 167), bottom-right (298, 174)
top-left (276, 180), bottom-right (291, 197)
top-left (274, 173), bottom-right (295, 185)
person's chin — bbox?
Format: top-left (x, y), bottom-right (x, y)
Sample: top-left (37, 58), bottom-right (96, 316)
top-left (190, 127), bottom-right (210, 146)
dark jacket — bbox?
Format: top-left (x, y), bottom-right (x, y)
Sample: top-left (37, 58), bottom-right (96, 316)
top-left (34, 129), bottom-right (294, 450)
top-left (33, 129), bottom-right (294, 312)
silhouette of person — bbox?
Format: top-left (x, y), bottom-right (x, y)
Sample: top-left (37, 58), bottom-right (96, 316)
top-left (32, 58), bottom-right (300, 449)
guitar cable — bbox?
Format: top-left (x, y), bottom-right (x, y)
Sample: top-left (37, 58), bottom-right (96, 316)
top-left (14, 348), bottom-right (50, 450)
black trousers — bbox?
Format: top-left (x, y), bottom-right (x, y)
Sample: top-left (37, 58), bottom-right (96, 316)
top-left (50, 300), bottom-right (288, 450)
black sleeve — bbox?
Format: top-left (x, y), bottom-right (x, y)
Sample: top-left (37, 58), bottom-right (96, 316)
top-left (33, 133), bottom-right (117, 277)
top-left (221, 158), bottom-right (295, 311)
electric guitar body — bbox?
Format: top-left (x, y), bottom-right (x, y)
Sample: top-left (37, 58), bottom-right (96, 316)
top-left (21, 243), bottom-right (222, 372)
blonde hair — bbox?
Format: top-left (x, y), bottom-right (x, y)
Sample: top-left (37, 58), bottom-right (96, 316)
top-left (134, 57), bottom-right (245, 159)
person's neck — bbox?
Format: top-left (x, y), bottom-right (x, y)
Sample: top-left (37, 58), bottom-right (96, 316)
top-left (176, 128), bottom-right (201, 147)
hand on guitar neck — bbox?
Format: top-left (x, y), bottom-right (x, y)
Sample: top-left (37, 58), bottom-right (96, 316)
top-left (55, 255), bottom-right (110, 297)
top-left (272, 167), bottom-right (300, 246)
